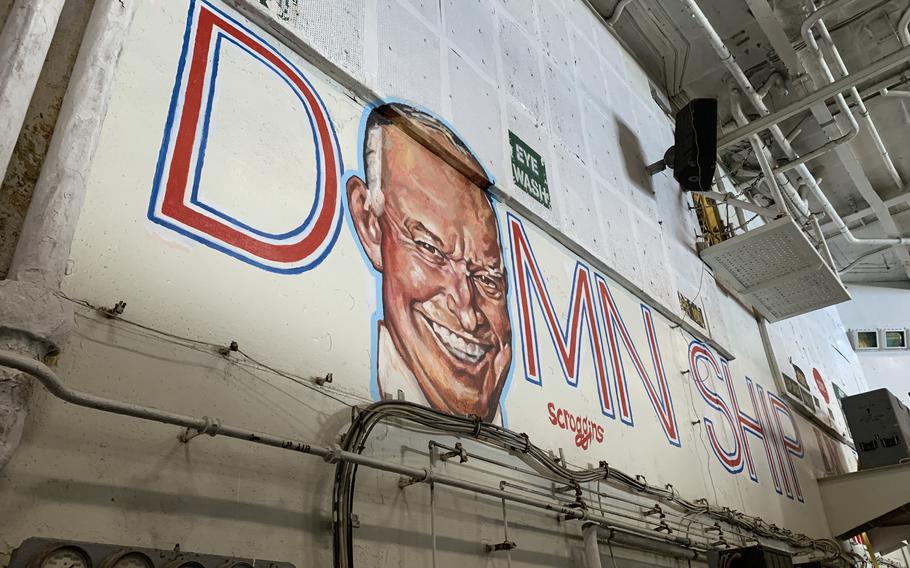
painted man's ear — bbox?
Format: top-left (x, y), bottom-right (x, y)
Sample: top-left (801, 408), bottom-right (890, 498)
top-left (346, 175), bottom-right (383, 271)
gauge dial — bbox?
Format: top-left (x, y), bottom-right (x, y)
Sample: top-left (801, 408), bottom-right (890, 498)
top-left (33, 546), bottom-right (92, 568)
top-left (101, 552), bottom-right (154, 568)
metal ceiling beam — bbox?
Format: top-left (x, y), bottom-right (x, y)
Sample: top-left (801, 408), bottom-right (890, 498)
top-left (717, 45), bottom-right (910, 149)
top-left (820, 192), bottom-right (910, 234)
top-left (817, 462), bottom-right (910, 547)
top-left (798, 6), bottom-right (910, 281)
top-left (742, 0), bottom-right (801, 74)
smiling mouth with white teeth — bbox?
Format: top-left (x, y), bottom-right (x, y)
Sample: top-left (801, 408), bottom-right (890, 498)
top-left (424, 317), bottom-right (491, 365)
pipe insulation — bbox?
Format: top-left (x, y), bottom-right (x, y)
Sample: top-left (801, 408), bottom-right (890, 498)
top-left (8, 0), bottom-right (138, 289)
top-left (0, 350), bottom-right (707, 560)
top-left (0, 349), bottom-right (850, 568)
top-left (0, 0), bottom-right (66, 180)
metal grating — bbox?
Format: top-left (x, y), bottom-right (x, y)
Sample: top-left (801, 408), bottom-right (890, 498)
top-left (700, 217), bottom-right (850, 322)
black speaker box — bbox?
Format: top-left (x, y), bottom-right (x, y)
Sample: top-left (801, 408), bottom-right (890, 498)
top-left (673, 98), bottom-right (717, 192)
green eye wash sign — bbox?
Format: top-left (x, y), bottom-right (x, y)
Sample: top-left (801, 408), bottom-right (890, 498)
top-left (509, 131), bottom-right (551, 209)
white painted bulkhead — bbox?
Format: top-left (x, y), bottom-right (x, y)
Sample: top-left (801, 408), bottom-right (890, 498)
top-left (0, 0), bottom-right (875, 567)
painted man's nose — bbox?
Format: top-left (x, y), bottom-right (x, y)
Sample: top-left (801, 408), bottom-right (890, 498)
top-left (446, 273), bottom-right (482, 332)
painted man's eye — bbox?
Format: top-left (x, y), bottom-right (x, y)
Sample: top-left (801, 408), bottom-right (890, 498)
top-left (415, 239), bottom-right (444, 260)
top-left (474, 273), bottom-right (503, 296)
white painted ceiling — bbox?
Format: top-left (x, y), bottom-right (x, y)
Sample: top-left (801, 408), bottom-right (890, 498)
top-left (591, 0), bottom-right (910, 284)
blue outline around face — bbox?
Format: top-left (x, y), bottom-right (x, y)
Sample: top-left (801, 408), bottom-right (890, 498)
top-left (342, 97), bottom-right (516, 426)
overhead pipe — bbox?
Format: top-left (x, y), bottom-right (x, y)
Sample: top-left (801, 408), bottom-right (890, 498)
top-left (0, 349), bottom-right (708, 558)
top-left (716, 45), bottom-right (910, 150)
top-left (767, 31), bottom-right (860, 175)
top-left (863, 72), bottom-right (910, 97)
top-left (9, 0), bottom-right (139, 289)
top-left (682, 0), bottom-right (910, 247)
top-left (901, 3), bottom-right (910, 46)
top-left (0, 0), bottom-right (67, 180)
top-left (838, 245), bottom-right (898, 273)
top-left (585, 524), bottom-right (703, 562)
top-left (799, 0), bottom-right (866, 42)
top-left (730, 88), bottom-right (808, 219)
top-left (607, 0), bottom-right (639, 26)
top-left (0, 0), bottom-right (138, 472)
top-left (805, 7), bottom-right (904, 190)
top-left (757, 71), bottom-right (786, 99)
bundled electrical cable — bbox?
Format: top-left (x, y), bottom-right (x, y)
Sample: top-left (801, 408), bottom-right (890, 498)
top-left (332, 400), bottom-right (853, 568)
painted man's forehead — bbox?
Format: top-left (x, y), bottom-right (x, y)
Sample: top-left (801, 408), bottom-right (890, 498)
top-left (380, 126), bottom-right (503, 266)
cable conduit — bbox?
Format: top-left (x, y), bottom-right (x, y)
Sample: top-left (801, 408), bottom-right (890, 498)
top-left (0, 350), bottom-right (849, 568)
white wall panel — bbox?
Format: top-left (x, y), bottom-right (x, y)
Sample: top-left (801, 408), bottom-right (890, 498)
top-left (0, 3), bottom-right (874, 565)
top-left (498, 14), bottom-right (547, 123)
top-left (554, 145), bottom-right (601, 253)
top-left (400, 0), bottom-right (439, 26)
top-left (544, 62), bottom-right (586, 159)
top-left (278, 0), bottom-right (366, 81)
top-left (631, 210), bottom-right (676, 309)
top-left (562, 0), bottom-right (600, 48)
top-left (536, 0), bottom-right (573, 71)
top-left (377, 0), bottom-right (441, 111)
top-left (571, 32), bottom-right (608, 101)
top-left (448, 49), bottom-right (505, 183)
top-left (497, 0), bottom-right (539, 39)
top-left (443, 0), bottom-right (497, 80)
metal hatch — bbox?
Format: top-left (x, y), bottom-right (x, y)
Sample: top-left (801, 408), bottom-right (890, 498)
top-left (700, 216), bottom-right (851, 322)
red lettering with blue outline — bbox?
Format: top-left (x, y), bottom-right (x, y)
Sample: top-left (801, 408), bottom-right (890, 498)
top-left (148, 0), bottom-right (343, 273)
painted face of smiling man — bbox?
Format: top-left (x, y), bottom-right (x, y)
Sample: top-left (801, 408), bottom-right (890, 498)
top-left (347, 103), bottom-right (512, 422)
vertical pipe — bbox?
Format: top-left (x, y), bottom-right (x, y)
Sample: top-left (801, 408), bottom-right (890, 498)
top-left (8, 0), bottom-right (138, 288)
top-left (813, 17), bottom-right (903, 189)
top-left (729, 88), bottom-right (802, 218)
top-left (607, 0), bottom-right (639, 26)
top-left (430, 482), bottom-right (438, 568)
top-left (583, 524), bottom-right (605, 568)
top-left (500, 492), bottom-right (513, 568)
top-left (811, 215), bottom-right (836, 269)
top-left (0, 0), bottom-right (67, 180)
top-left (750, 136), bottom-right (788, 216)
top-left (899, 4), bottom-right (910, 46)
top-left (0, 0), bottom-right (136, 472)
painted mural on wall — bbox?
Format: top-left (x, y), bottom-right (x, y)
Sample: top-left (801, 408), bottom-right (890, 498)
top-left (345, 104), bottom-right (512, 423)
top-left (134, 0), bottom-right (851, 522)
